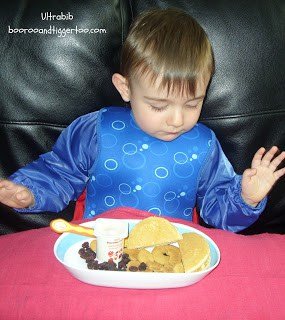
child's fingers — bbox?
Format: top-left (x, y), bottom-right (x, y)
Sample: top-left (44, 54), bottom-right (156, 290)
top-left (243, 168), bottom-right (257, 179)
top-left (15, 190), bottom-right (33, 204)
top-left (15, 190), bottom-right (29, 201)
top-left (0, 181), bottom-right (15, 202)
top-left (269, 151), bottom-right (285, 171)
top-left (260, 146), bottom-right (279, 167)
top-left (0, 180), bottom-right (33, 208)
top-left (274, 167), bottom-right (285, 180)
top-left (251, 147), bottom-right (266, 168)
top-left (0, 179), bottom-right (15, 189)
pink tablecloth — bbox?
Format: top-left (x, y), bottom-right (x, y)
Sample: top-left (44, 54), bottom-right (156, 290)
top-left (0, 207), bottom-right (284, 320)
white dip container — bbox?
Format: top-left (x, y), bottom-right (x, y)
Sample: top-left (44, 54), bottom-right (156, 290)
top-left (93, 218), bottom-right (128, 264)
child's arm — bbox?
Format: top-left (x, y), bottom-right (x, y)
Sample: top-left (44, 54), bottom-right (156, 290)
top-left (241, 146), bottom-right (285, 206)
top-left (196, 133), bottom-right (283, 232)
top-left (0, 179), bottom-right (34, 208)
top-left (1, 111), bottom-right (100, 213)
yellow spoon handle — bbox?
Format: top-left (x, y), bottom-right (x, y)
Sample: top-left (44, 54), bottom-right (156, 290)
top-left (50, 218), bottom-right (95, 238)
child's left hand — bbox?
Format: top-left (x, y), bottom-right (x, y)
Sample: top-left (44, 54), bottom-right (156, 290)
top-left (241, 146), bottom-right (285, 207)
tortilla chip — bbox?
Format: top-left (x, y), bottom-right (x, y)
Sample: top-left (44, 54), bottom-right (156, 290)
top-left (178, 233), bottom-right (210, 272)
top-left (127, 217), bottom-right (182, 249)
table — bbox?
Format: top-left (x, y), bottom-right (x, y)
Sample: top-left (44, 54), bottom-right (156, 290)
top-left (0, 207), bottom-right (284, 320)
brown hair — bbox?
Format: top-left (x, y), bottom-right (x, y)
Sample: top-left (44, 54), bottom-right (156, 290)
top-left (120, 8), bottom-right (215, 95)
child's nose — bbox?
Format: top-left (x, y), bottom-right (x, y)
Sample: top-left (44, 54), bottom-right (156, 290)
top-left (168, 109), bottom-right (184, 127)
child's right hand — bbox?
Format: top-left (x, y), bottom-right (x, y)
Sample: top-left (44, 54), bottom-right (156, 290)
top-left (0, 179), bottom-right (34, 209)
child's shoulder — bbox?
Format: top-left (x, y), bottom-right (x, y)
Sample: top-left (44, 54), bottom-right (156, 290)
top-left (65, 109), bottom-right (103, 134)
top-left (74, 109), bottom-right (101, 122)
top-left (68, 106), bottom-right (126, 129)
top-left (69, 107), bottom-right (115, 126)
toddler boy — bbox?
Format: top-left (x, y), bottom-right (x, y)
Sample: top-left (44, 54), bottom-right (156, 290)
top-left (0, 8), bottom-right (284, 231)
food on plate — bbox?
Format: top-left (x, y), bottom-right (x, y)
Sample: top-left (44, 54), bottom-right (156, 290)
top-left (77, 217), bottom-right (211, 273)
top-left (126, 260), bottom-right (141, 271)
top-left (79, 241), bottom-right (129, 271)
top-left (178, 233), bottom-right (210, 272)
top-left (90, 239), bottom-right (97, 252)
top-left (146, 261), bottom-right (165, 272)
top-left (126, 216), bottom-right (182, 249)
top-left (172, 262), bottom-right (184, 273)
top-left (123, 248), bottom-right (140, 261)
top-left (127, 261), bottom-right (148, 272)
top-left (152, 244), bottom-right (181, 266)
top-left (137, 249), bottom-right (154, 264)
top-left (125, 245), bottom-right (184, 273)
top-left (196, 255), bottom-right (211, 272)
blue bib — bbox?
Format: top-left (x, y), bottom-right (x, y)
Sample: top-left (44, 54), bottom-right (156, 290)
top-left (84, 107), bottom-right (212, 220)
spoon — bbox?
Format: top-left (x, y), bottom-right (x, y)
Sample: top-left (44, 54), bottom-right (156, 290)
top-left (50, 218), bottom-right (95, 238)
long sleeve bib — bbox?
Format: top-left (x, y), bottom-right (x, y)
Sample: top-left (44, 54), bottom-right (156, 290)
top-left (10, 106), bottom-right (266, 231)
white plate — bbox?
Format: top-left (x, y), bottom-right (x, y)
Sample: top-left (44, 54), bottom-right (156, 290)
top-left (54, 219), bottom-right (220, 289)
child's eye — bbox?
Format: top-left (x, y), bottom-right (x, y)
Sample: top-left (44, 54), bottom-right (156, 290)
top-left (149, 104), bottom-right (168, 112)
top-left (185, 104), bottom-right (198, 109)
top-left (185, 100), bottom-right (203, 109)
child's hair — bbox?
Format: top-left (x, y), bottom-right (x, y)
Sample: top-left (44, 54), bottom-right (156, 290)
top-left (120, 8), bottom-right (215, 96)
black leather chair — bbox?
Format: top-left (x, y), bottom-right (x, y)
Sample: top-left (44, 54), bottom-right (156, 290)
top-left (0, 0), bottom-right (284, 234)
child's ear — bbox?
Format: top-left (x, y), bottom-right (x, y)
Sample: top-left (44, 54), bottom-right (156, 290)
top-left (112, 73), bottom-right (130, 102)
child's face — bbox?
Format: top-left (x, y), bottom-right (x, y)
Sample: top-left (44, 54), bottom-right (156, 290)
top-left (113, 72), bottom-right (210, 141)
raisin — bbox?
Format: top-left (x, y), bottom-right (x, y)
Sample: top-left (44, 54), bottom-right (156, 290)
top-left (93, 261), bottom-right (99, 270)
top-left (138, 262), bottom-right (147, 271)
top-left (78, 248), bottom-right (85, 255)
top-left (80, 252), bottom-right (89, 259)
top-left (108, 264), bottom-right (117, 271)
top-left (122, 257), bottom-right (130, 265)
top-left (122, 253), bottom-right (129, 260)
top-left (82, 242), bottom-right (89, 248)
top-left (129, 266), bottom-right (138, 272)
top-left (85, 256), bottom-right (95, 263)
top-left (118, 260), bottom-right (127, 270)
top-left (87, 262), bottom-right (95, 269)
top-left (98, 262), bottom-right (109, 270)
top-left (106, 259), bottom-right (116, 270)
